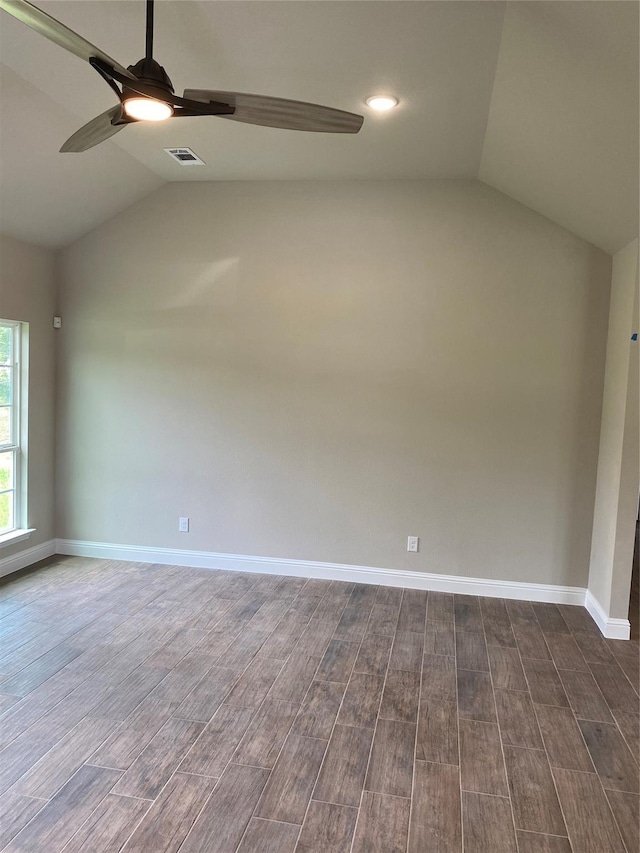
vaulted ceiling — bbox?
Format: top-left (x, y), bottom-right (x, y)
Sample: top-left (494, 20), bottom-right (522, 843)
top-left (0, 1), bottom-right (637, 253)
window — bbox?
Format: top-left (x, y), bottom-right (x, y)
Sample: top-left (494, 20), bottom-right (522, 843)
top-left (0, 320), bottom-right (26, 538)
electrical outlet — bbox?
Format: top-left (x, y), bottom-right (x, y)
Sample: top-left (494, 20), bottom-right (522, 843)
top-left (407, 536), bottom-right (419, 553)
top-left (179, 517), bottom-right (189, 533)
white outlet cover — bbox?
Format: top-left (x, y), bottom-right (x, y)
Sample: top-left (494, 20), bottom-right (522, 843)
top-left (179, 517), bottom-right (189, 532)
top-left (407, 536), bottom-right (419, 552)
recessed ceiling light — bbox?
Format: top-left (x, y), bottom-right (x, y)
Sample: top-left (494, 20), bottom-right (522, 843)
top-left (365, 95), bottom-right (398, 112)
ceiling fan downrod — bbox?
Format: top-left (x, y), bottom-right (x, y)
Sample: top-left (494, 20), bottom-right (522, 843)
top-left (145, 0), bottom-right (154, 61)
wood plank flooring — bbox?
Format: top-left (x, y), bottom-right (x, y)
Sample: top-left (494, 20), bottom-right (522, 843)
top-left (0, 556), bottom-right (638, 852)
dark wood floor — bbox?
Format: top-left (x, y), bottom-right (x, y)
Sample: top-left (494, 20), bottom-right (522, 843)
top-left (0, 557), bottom-right (638, 853)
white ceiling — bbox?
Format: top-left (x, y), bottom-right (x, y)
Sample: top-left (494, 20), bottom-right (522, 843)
top-left (0, 1), bottom-right (637, 253)
top-left (481, 1), bottom-right (639, 256)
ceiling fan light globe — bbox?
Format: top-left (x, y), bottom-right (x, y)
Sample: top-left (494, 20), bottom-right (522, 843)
top-left (123, 98), bottom-right (173, 121)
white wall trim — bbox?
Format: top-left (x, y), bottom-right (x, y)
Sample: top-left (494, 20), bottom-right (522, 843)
top-left (0, 538), bottom-right (56, 579)
top-left (55, 538), bottom-right (587, 606)
top-left (0, 528), bottom-right (36, 549)
top-left (11, 539), bottom-right (623, 634)
top-left (585, 589), bottom-right (631, 640)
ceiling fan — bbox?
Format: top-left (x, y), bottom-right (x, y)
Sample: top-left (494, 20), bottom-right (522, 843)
top-left (0, 0), bottom-right (364, 152)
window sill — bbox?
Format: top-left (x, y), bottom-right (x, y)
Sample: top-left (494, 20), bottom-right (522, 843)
top-left (0, 529), bottom-right (36, 548)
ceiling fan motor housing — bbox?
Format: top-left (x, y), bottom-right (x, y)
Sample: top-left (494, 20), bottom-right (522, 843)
top-left (124, 56), bottom-right (174, 102)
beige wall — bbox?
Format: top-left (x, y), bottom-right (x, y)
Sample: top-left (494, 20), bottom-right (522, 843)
top-left (0, 234), bottom-right (56, 557)
top-left (588, 239), bottom-right (639, 618)
top-left (56, 180), bottom-right (611, 587)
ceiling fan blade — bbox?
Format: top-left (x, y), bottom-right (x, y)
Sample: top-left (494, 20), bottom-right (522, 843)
top-left (60, 105), bottom-right (127, 153)
top-left (0, 0), bottom-right (136, 79)
top-left (183, 90), bottom-right (363, 133)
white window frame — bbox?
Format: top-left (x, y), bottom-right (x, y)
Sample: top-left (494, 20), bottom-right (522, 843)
top-left (0, 319), bottom-right (32, 546)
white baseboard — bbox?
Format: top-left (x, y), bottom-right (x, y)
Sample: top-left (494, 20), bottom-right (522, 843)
top-left (55, 538), bottom-right (587, 606)
top-left (4, 539), bottom-right (626, 639)
top-left (585, 590), bottom-right (631, 640)
top-left (0, 539), bottom-right (56, 579)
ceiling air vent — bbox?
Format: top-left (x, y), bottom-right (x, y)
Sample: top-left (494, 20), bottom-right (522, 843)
top-left (164, 147), bottom-right (206, 165)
